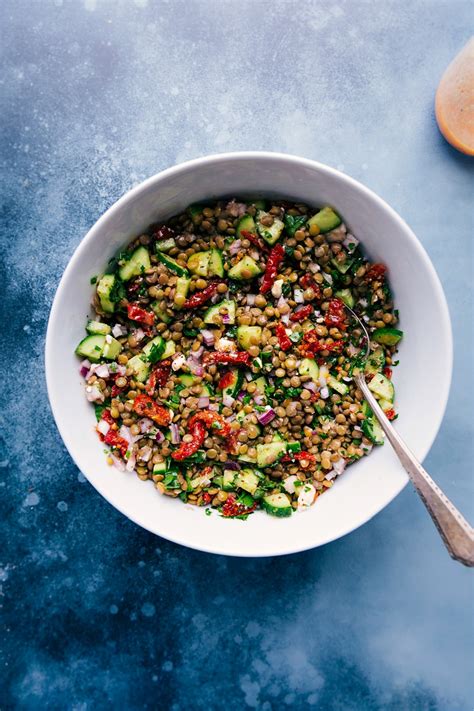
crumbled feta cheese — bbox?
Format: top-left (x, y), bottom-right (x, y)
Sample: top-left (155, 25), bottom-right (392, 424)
top-left (283, 475), bottom-right (299, 494)
top-left (297, 484), bottom-right (317, 510)
top-left (215, 337), bottom-right (236, 353)
top-left (271, 279), bottom-right (283, 299)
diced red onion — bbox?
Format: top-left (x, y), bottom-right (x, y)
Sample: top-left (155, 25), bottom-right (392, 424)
top-left (97, 419), bottom-right (110, 436)
top-left (223, 394), bottom-right (235, 408)
top-left (226, 200), bottom-right (246, 217)
top-left (86, 384), bottom-right (104, 403)
top-left (244, 371), bottom-right (253, 382)
top-left (229, 239), bottom-right (242, 256)
top-left (308, 262), bottom-right (320, 273)
top-left (277, 295), bottom-right (287, 310)
top-left (325, 470), bottom-right (337, 481)
top-left (303, 381), bottom-right (317, 392)
top-left (198, 396), bottom-right (210, 408)
top-left (333, 458), bottom-right (347, 475)
top-left (343, 234), bottom-right (359, 252)
top-left (80, 359), bottom-right (91, 377)
top-left (320, 386), bottom-right (329, 399)
top-left (223, 461), bottom-right (241, 471)
top-left (358, 298), bottom-right (368, 308)
top-left (132, 328), bottom-right (145, 343)
top-left (353, 425), bottom-right (363, 432)
top-left (126, 452), bottom-right (136, 471)
top-left (116, 364), bottom-right (127, 376)
top-left (155, 430), bottom-right (165, 443)
top-left (170, 424), bottom-right (180, 444)
top-left (319, 376), bottom-right (327, 389)
top-left (95, 364), bottom-right (110, 379)
top-left (222, 312), bottom-right (231, 325)
top-left (237, 391), bottom-right (245, 401)
top-left (172, 353), bottom-right (186, 371)
top-left (139, 418), bottom-right (154, 434)
top-left (201, 329), bottom-right (215, 347)
top-left (208, 403), bottom-right (219, 411)
top-left (193, 345), bottom-right (204, 359)
top-left (281, 313), bottom-right (290, 325)
top-left (112, 323), bottom-right (127, 338)
top-left (294, 289), bottom-right (304, 304)
top-left (119, 425), bottom-right (139, 444)
top-left (111, 454), bottom-right (126, 471)
top-left (257, 407), bottom-right (276, 426)
top-left (246, 293), bottom-right (256, 306)
top-left (347, 343), bottom-right (360, 357)
top-left (342, 376), bottom-right (352, 382)
top-left (250, 250), bottom-right (259, 261)
top-left (323, 272), bottom-right (333, 285)
top-left (253, 394), bottom-right (265, 406)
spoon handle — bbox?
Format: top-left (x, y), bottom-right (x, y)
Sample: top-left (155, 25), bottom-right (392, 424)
top-left (355, 374), bottom-right (474, 566)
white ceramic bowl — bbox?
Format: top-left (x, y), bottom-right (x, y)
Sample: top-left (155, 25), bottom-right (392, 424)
top-left (46, 152), bottom-right (452, 557)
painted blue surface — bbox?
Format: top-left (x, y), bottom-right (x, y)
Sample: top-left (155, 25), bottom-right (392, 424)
top-left (1, 1), bottom-right (473, 708)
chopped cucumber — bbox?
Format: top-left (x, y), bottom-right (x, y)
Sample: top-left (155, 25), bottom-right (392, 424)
top-left (372, 327), bottom-right (403, 346)
top-left (209, 249), bottom-right (224, 277)
top-left (151, 301), bottom-right (172, 324)
top-left (86, 320), bottom-right (111, 336)
top-left (222, 469), bottom-right (236, 491)
top-left (127, 354), bottom-right (150, 382)
top-left (174, 276), bottom-right (190, 309)
top-left (187, 251), bottom-right (210, 277)
top-left (118, 246), bottom-right (151, 281)
top-left (236, 214), bottom-right (256, 239)
top-left (256, 442), bottom-right (287, 467)
top-left (155, 238), bottom-right (175, 253)
top-left (327, 374), bottom-right (349, 395)
top-left (238, 451), bottom-right (258, 464)
top-left (203, 299), bottom-right (236, 326)
top-left (221, 368), bottom-right (243, 399)
top-left (96, 274), bottom-right (117, 313)
top-left (361, 417), bottom-right (385, 445)
top-left (160, 340), bottom-right (176, 360)
top-left (368, 372), bottom-right (394, 402)
top-left (75, 334), bottom-right (105, 362)
top-left (102, 336), bottom-right (122, 360)
top-left (252, 376), bottom-right (267, 398)
top-left (335, 288), bottom-right (355, 308)
top-left (237, 325), bottom-right (262, 351)
top-left (262, 493), bottom-right (293, 517)
top-left (142, 335), bottom-right (165, 363)
top-left (235, 469), bottom-right (260, 495)
top-left (153, 460), bottom-right (168, 475)
top-left (365, 347), bottom-right (385, 375)
top-left (298, 358), bottom-right (319, 381)
top-left (228, 256), bottom-right (262, 280)
top-left (379, 399), bottom-right (394, 414)
top-left (256, 210), bottom-right (284, 245)
top-left (156, 251), bottom-right (189, 277)
top-left (307, 207), bottom-right (341, 233)
top-left (331, 257), bottom-right (354, 274)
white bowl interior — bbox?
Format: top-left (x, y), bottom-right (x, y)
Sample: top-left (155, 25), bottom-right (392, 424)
top-left (46, 153), bottom-right (452, 556)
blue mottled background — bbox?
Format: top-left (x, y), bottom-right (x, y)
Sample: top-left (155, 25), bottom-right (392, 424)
top-left (1, 1), bottom-right (473, 708)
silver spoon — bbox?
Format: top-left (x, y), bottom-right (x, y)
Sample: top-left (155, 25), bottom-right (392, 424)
top-left (345, 306), bottom-right (474, 566)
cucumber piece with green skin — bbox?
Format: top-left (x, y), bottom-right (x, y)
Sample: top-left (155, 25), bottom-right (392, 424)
top-left (365, 347), bottom-right (385, 375)
top-left (248, 199), bottom-right (266, 210)
top-left (187, 251), bottom-right (210, 277)
top-left (86, 320), bottom-right (111, 335)
top-left (298, 358), bottom-right (319, 380)
top-left (153, 460), bottom-right (168, 475)
top-left (155, 238), bottom-right (176, 253)
top-left (331, 258), bottom-right (354, 274)
top-left (151, 301), bottom-right (172, 324)
top-left (283, 214), bottom-right (307, 237)
top-left (372, 327), bottom-right (403, 346)
top-left (178, 374), bottom-right (211, 396)
top-left (209, 249), bottom-right (224, 277)
top-left (257, 442), bottom-right (287, 467)
top-left (102, 336), bottom-right (122, 360)
top-left (361, 400), bottom-right (372, 417)
top-left (221, 368), bottom-right (243, 399)
top-left (368, 372), bottom-right (394, 402)
top-left (252, 376), bottom-right (267, 397)
top-left (307, 207), bottom-right (342, 233)
top-left (361, 417), bottom-right (385, 445)
top-left (160, 340), bottom-right (176, 360)
top-left (237, 325), bottom-right (262, 351)
top-left (119, 246), bottom-right (151, 281)
top-left (238, 451), bottom-right (258, 464)
top-left (327, 374), bottom-right (349, 395)
top-left (286, 441), bottom-right (302, 454)
top-left (75, 334), bottom-right (105, 362)
top-left (379, 399), bottom-right (394, 414)
top-left (235, 410), bottom-right (262, 434)
top-left (228, 256), bottom-right (262, 280)
top-left (235, 214), bottom-right (256, 239)
top-left (156, 251), bottom-right (189, 277)
top-left (335, 288), bottom-right (355, 308)
top-left (256, 210), bottom-right (285, 245)
top-left (262, 492), bottom-right (293, 517)
top-left (235, 469), bottom-right (260, 495)
top-left (203, 299), bottom-right (236, 325)
top-left (174, 277), bottom-right (190, 309)
top-left (127, 354), bottom-right (150, 382)
top-left (142, 335), bottom-right (165, 363)
top-left (222, 469), bottom-right (236, 491)
top-left (96, 274), bottom-right (117, 313)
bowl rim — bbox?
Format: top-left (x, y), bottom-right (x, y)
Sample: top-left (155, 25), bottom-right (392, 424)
top-left (45, 151), bottom-right (453, 556)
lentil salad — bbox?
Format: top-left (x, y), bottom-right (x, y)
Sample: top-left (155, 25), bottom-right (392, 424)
top-left (76, 198), bottom-right (403, 519)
